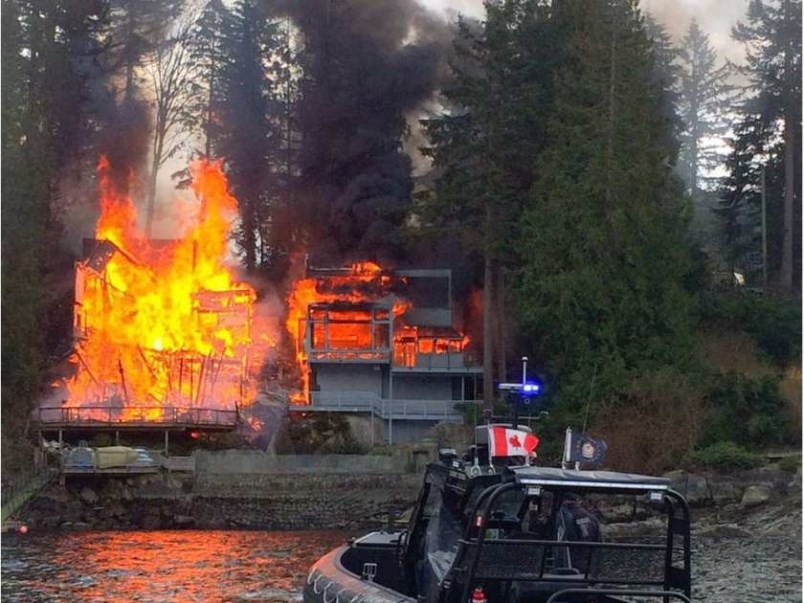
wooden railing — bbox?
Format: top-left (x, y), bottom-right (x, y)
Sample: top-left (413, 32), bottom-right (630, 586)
top-left (34, 406), bottom-right (238, 427)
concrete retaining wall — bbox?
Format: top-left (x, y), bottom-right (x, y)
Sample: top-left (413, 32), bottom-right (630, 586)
top-left (21, 450), bottom-right (431, 531)
top-left (194, 451), bottom-right (410, 475)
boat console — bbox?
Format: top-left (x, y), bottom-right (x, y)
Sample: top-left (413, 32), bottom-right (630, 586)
top-left (304, 452), bottom-right (692, 603)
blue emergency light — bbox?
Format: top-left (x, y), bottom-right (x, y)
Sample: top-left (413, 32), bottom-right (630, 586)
top-left (498, 380), bottom-right (542, 397)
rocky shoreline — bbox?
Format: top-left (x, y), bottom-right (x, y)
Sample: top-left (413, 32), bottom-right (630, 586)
top-left (14, 464), bottom-right (801, 533)
top-left (9, 464), bottom-right (801, 602)
top-left (17, 472), bottom-right (423, 532)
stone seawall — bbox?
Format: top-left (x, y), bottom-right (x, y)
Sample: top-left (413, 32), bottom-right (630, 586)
top-left (194, 473), bottom-right (422, 529)
top-left (17, 450), bottom-right (801, 532)
top-left (20, 463), bottom-right (423, 532)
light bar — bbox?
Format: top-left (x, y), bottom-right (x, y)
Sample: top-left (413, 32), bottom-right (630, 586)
top-left (499, 381), bottom-right (542, 395)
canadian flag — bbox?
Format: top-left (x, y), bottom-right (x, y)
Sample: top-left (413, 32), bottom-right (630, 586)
top-left (488, 426), bottom-right (540, 457)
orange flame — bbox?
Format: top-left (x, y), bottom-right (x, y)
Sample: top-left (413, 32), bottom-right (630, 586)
top-left (65, 158), bottom-right (261, 422)
top-left (284, 261), bottom-right (472, 403)
top-left (285, 261), bottom-right (409, 403)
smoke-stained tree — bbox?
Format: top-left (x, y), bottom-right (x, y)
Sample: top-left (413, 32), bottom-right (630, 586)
top-left (717, 114), bottom-right (784, 280)
top-left (143, 21), bottom-right (199, 237)
top-left (216, 0), bottom-right (282, 271)
top-left (420, 0), bottom-right (563, 407)
top-left (730, 0), bottom-right (802, 295)
top-left (109, 0), bottom-right (184, 103)
top-left (515, 0), bottom-right (694, 404)
top-left (677, 20), bottom-right (736, 198)
top-left (187, 0), bottom-right (231, 159)
top-left (290, 0), bottom-right (444, 263)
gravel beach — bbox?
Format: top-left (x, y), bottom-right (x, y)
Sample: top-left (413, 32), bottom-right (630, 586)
top-left (692, 499), bottom-right (802, 602)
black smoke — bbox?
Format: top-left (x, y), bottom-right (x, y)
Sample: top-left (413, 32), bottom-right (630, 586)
top-left (96, 97), bottom-right (151, 195)
top-left (277, 0), bottom-right (450, 265)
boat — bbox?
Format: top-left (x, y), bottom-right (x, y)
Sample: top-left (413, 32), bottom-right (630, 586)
top-left (303, 432), bottom-right (692, 603)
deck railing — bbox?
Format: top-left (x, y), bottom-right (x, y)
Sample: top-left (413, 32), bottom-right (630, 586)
top-left (34, 406), bottom-right (238, 427)
top-left (297, 392), bottom-right (475, 421)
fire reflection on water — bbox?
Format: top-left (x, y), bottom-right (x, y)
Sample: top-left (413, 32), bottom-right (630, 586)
top-left (1, 530), bottom-right (349, 602)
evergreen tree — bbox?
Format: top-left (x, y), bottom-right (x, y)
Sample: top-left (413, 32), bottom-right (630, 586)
top-left (731, 0), bottom-right (802, 295)
top-left (643, 15), bottom-right (682, 155)
top-left (109, 0), bottom-right (184, 103)
top-left (677, 20), bottom-right (736, 197)
top-left (216, 0), bottom-right (282, 271)
top-left (717, 114), bottom-right (785, 286)
top-left (187, 0), bottom-right (231, 159)
top-left (420, 0), bottom-right (564, 406)
top-left (515, 0), bottom-right (694, 403)
top-left (1, 0), bottom-right (110, 467)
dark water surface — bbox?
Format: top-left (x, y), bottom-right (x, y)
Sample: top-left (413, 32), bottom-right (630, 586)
top-left (4, 525), bottom-right (801, 602)
top-left (1, 530), bottom-right (350, 602)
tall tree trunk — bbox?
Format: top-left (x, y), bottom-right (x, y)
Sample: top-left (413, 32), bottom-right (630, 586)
top-left (606, 18), bottom-right (616, 204)
top-left (243, 195), bottom-right (256, 271)
top-left (495, 262), bottom-right (506, 384)
top-left (779, 0), bottom-right (794, 295)
top-left (483, 205), bottom-right (494, 414)
top-left (145, 152), bottom-right (159, 239)
top-left (124, 12), bottom-right (136, 104)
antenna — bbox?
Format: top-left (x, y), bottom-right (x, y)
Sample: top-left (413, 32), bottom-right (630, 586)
top-left (581, 364), bottom-right (597, 434)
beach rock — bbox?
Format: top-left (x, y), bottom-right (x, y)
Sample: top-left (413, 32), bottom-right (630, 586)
top-left (79, 487), bottom-right (98, 505)
top-left (788, 466), bottom-right (802, 495)
top-left (707, 476), bottom-right (742, 505)
top-left (739, 468), bottom-right (790, 495)
top-left (741, 485), bottom-right (772, 508)
top-left (698, 524), bottom-right (753, 539)
top-left (664, 470), bottom-right (711, 505)
top-left (174, 514), bottom-right (196, 527)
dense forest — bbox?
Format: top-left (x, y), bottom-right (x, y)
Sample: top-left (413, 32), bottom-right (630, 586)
top-left (2, 0), bottom-right (801, 472)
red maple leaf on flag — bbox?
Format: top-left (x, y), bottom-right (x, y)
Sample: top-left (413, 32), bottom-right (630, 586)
top-left (508, 434), bottom-right (521, 449)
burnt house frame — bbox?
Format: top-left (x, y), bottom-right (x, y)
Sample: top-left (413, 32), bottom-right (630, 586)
top-left (292, 266), bottom-right (482, 444)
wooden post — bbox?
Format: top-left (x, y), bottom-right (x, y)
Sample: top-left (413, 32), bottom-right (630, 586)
top-left (164, 431), bottom-right (169, 456)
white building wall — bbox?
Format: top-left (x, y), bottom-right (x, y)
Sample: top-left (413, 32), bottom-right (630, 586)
top-left (392, 374), bottom-right (453, 400)
top-left (314, 364), bottom-right (384, 398)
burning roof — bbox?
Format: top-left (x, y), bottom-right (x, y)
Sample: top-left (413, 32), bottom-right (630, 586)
top-left (285, 260), bottom-right (472, 403)
top-left (50, 158), bottom-right (261, 424)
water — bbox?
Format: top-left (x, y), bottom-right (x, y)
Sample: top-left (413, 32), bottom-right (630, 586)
top-left (1, 530), bottom-right (350, 602)
top-left (3, 526), bottom-right (800, 602)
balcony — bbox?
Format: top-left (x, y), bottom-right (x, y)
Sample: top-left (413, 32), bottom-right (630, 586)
top-left (392, 351), bottom-right (482, 373)
top-left (34, 405), bottom-right (238, 430)
top-left (307, 349), bottom-right (391, 363)
top-left (290, 391), bottom-right (476, 422)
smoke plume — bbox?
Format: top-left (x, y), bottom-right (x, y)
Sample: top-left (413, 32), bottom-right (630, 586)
top-left (277, 0), bottom-right (451, 265)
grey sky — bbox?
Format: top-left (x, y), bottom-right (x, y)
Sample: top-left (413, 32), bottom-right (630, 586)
top-left (419, 0), bottom-right (751, 64)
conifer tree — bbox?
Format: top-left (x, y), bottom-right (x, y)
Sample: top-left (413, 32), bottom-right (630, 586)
top-left (1, 0), bottom-right (110, 466)
top-left (216, 0), bottom-right (282, 271)
top-left (717, 115), bottom-right (781, 279)
top-left (420, 0), bottom-right (562, 407)
top-left (515, 0), bottom-right (694, 402)
top-left (730, 0), bottom-right (802, 295)
top-left (187, 0), bottom-right (231, 159)
top-left (677, 19), bottom-right (736, 197)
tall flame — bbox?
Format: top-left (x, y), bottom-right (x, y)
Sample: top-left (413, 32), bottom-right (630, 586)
top-left (285, 262), bottom-right (410, 403)
top-left (65, 158), bottom-right (258, 421)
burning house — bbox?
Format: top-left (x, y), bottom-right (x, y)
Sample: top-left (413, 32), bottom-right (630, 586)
top-left (287, 260), bottom-right (481, 443)
top-left (37, 159), bottom-right (263, 438)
